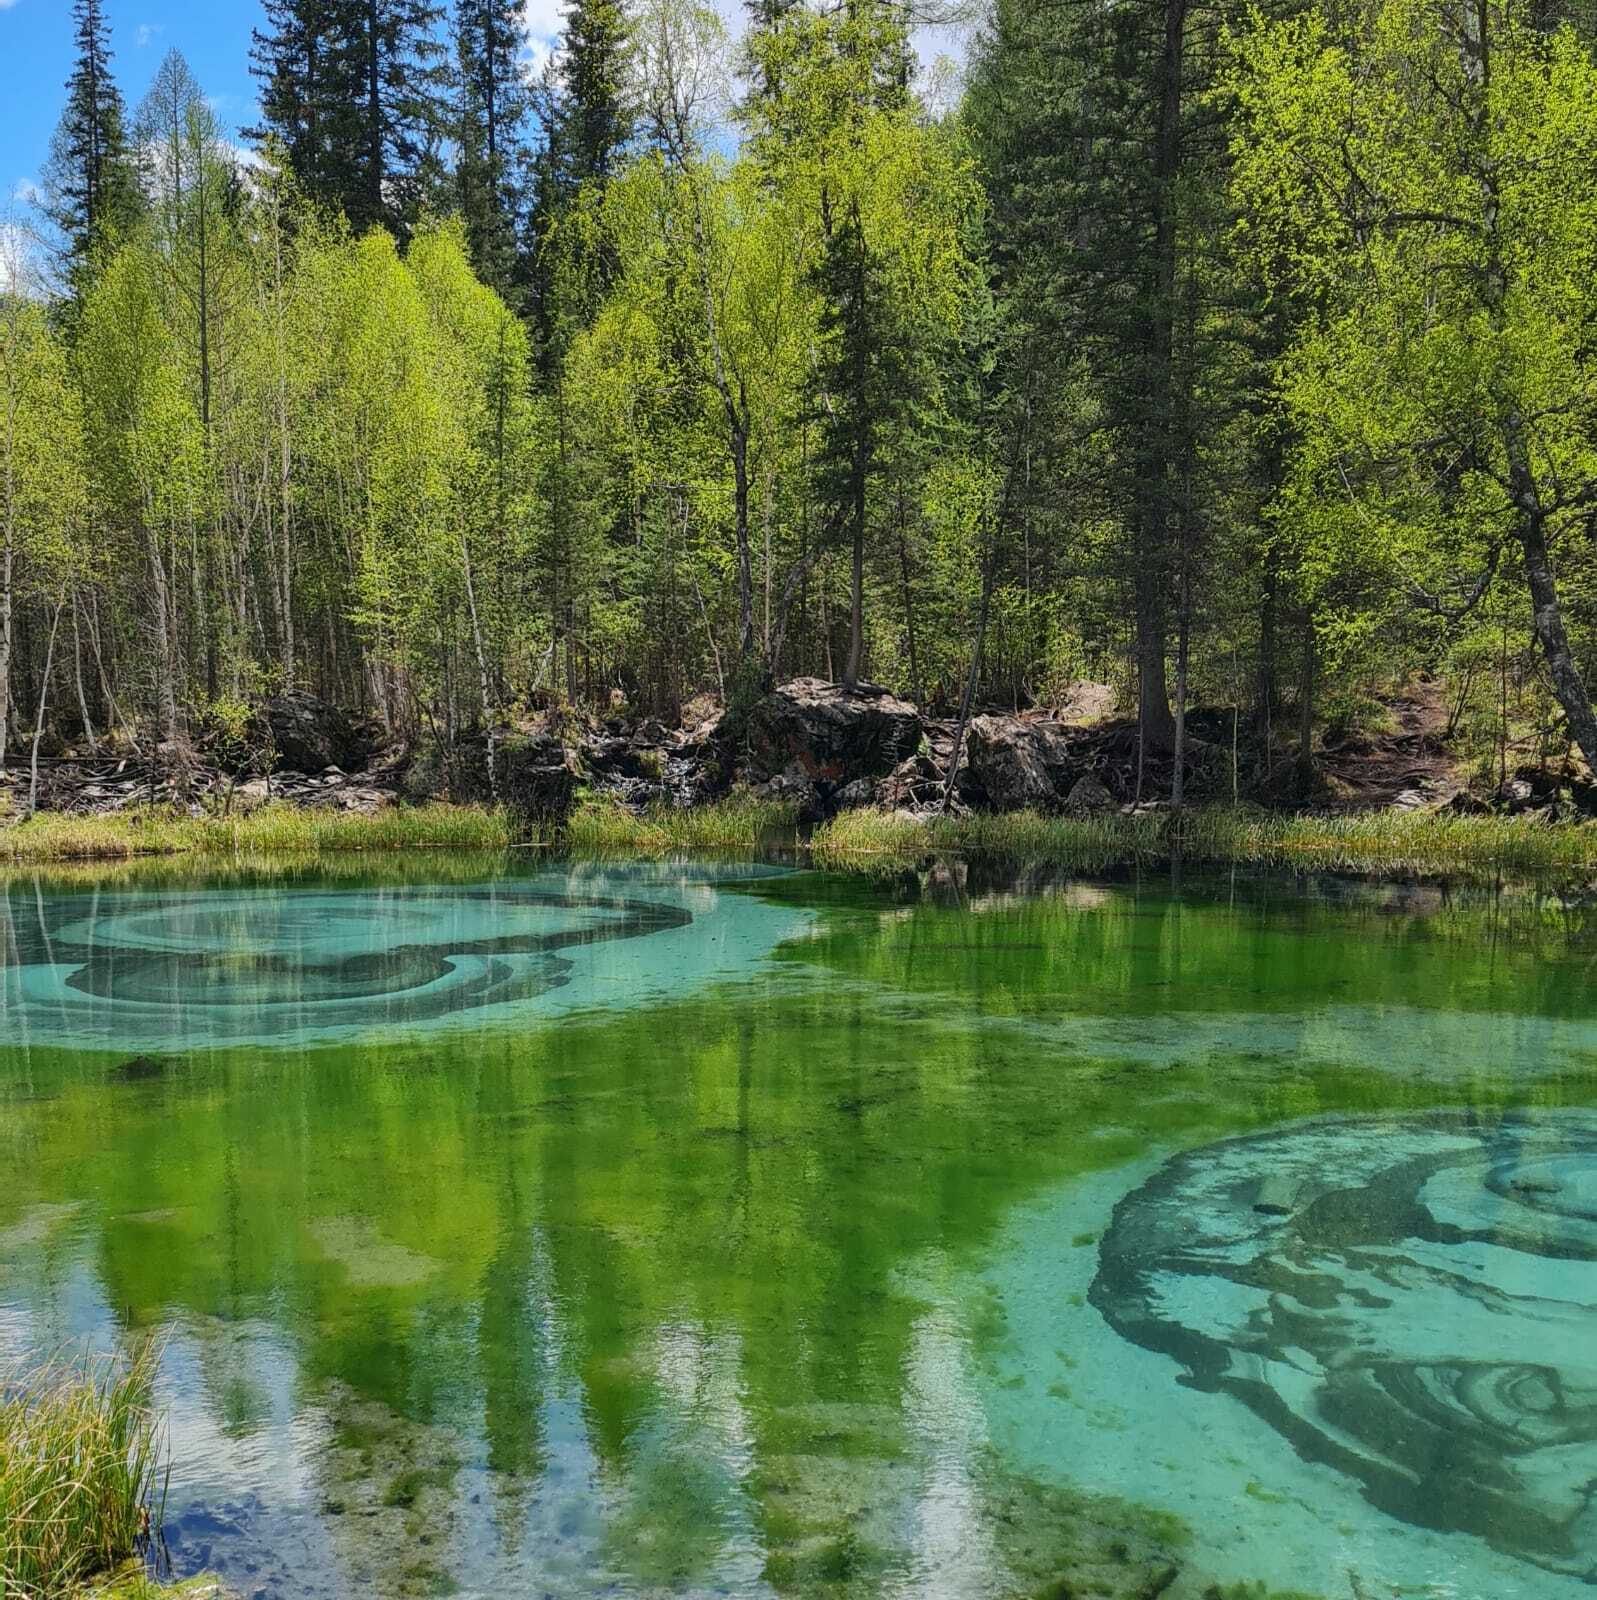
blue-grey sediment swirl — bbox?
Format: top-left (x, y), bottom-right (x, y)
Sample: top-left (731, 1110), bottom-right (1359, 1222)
top-left (0, 883), bottom-right (694, 1047)
top-left (1090, 1111), bottom-right (1597, 1580)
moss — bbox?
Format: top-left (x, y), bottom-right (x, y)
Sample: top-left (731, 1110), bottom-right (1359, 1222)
top-left (79, 1576), bottom-right (230, 1600)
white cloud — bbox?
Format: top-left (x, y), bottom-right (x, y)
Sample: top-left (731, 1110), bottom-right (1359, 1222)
top-left (0, 221), bottom-right (42, 297)
top-left (135, 21), bottom-right (164, 47)
top-left (0, 1), bottom-right (22, 12)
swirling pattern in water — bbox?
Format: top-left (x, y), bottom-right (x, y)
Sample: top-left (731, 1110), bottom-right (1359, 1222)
top-left (0, 882), bottom-right (696, 1048)
top-left (1090, 1112), bottom-right (1597, 1580)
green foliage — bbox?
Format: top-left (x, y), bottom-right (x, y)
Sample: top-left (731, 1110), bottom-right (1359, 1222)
top-left (13, 0), bottom-right (1597, 812)
top-left (0, 802), bottom-right (510, 863)
top-left (0, 1343), bottom-right (165, 1599)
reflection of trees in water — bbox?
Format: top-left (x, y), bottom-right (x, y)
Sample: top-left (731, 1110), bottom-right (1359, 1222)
top-left (4, 863), bottom-right (1597, 1593)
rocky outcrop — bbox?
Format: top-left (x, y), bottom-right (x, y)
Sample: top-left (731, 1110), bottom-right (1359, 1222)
top-left (963, 715), bottom-right (1081, 811)
top-left (746, 679), bottom-right (921, 785)
top-left (448, 733), bottom-right (582, 822)
top-left (260, 692), bottom-right (372, 774)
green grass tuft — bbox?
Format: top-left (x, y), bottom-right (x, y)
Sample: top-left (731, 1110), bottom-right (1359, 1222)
top-left (563, 793), bottom-right (796, 856)
top-left (0, 803), bottom-right (510, 865)
top-left (813, 804), bottom-right (1597, 876)
top-left (1, 1344), bottom-right (166, 1599)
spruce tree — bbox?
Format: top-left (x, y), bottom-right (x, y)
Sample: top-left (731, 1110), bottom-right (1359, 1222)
top-left (43, 0), bottom-right (141, 277)
top-left (522, 0), bottom-right (633, 357)
top-left (248, 0), bottom-right (355, 215)
top-left (558, 0), bottom-right (633, 198)
top-left (453, 0), bottom-right (532, 298)
top-left (250, 0), bottom-right (445, 237)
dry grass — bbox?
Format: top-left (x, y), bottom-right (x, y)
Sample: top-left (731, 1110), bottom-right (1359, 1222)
top-left (1, 1345), bottom-right (166, 1599)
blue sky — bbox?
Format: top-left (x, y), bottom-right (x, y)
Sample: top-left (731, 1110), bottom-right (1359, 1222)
top-left (4, 0), bottom-right (266, 208)
top-left (1, 0), bottom-right (574, 215)
top-left (1, 0), bottom-right (968, 245)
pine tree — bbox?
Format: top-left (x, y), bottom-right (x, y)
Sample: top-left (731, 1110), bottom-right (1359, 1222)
top-left (453, 0), bottom-right (532, 298)
top-left (522, 0), bottom-right (633, 360)
top-left (42, 0), bottom-right (142, 277)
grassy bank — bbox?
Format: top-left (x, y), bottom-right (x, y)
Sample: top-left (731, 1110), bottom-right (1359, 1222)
top-left (5, 791), bottom-right (1596, 876)
top-left (813, 804), bottom-right (1597, 875)
top-left (0, 802), bottom-right (510, 864)
top-left (562, 793), bottom-right (797, 855)
top-left (1, 1346), bottom-right (165, 1599)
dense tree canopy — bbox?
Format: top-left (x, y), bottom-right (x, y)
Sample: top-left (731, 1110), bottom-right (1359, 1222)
top-left (4, 0), bottom-right (1597, 805)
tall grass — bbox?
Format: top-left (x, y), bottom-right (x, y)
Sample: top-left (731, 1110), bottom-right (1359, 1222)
top-left (1180, 807), bottom-right (1597, 873)
top-left (813, 805), bottom-right (1597, 876)
top-left (0, 803), bottom-right (510, 864)
top-left (812, 808), bottom-right (1175, 870)
top-left (1, 1344), bottom-right (165, 1599)
top-left (563, 794), bottom-right (797, 855)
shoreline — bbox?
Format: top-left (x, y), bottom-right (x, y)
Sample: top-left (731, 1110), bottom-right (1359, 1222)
top-left (2, 794), bottom-right (1597, 880)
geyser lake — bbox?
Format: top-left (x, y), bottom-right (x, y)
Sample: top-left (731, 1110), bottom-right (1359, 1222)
top-left (3, 853), bottom-right (1596, 1599)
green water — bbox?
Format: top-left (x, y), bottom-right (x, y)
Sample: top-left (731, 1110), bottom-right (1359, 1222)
top-left (3, 855), bottom-right (1596, 1599)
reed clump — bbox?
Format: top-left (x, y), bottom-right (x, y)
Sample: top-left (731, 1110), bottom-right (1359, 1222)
top-left (1, 1344), bottom-right (166, 1599)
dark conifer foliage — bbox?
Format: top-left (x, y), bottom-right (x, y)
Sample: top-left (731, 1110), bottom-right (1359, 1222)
top-left (453, 0), bottom-right (533, 298)
top-left (557, 0), bottom-right (633, 197)
top-left (247, 0), bottom-right (350, 213)
top-left (250, 0), bottom-right (446, 237)
top-left (42, 0), bottom-right (142, 274)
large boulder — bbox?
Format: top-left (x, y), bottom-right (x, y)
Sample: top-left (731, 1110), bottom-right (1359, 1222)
top-left (444, 731), bottom-right (582, 822)
top-left (746, 678), bottom-right (921, 784)
top-left (964, 715), bottom-right (1079, 811)
top-left (498, 735), bottom-right (582, 822)
top-left (261, 692), bottom-right (371, 774)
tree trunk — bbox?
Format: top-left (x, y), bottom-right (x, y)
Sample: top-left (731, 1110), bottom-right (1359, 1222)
top-left (0, 476), bottom-right (12, 779)
top-left (71, 592), bottom-right (98, 753)
top-left (943, 556), bottom-right (995, 813)
top-left (28, 600), bottom-right (63, 817)
top-left (1516, 495), bottom-right (1597, 775)
top-left (1171, 563), bottom-right (1190, 811)
top-left (1133, 0), bottom-right (1189, 755)
top-left (1297, 614), bottom-right (1315, 795)
top-left (897, 494), bottom-right (922, 706)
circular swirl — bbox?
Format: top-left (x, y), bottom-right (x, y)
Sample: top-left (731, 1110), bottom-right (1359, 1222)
top-left (1091, 1111), bottom-right (1597, 1580)
top-left (0, 878), bottom-right (716, 1049)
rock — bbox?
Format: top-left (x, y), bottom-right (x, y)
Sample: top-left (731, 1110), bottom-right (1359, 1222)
top-left (1064, 773), bottom-right (1115, 816)
top-left (964, 715), bottom-right (1078, 811)
top-left (260, 692), bottom-right (371, 775)
top-left (746, 678), bottom-right (921, 785)
top-left (1052, 680), bottom-right (1118, 725)
top-left (836, 777), bottom-right (876, 810)
top-left (492, 734), bottom-right (582, 823)
top-left (753, 761), bottom-right (819, 811)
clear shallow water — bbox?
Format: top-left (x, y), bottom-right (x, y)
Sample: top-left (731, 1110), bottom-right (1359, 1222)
top-left (3, 855), bottom-right (1597, 1599)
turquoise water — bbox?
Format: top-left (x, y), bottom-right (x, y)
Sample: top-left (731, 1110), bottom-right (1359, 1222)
top-left (2, 855), bottom-right (1596, 1598)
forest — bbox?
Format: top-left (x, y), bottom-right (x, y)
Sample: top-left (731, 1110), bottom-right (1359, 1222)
top-left (4, 0), bottom-right (1597, 808)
